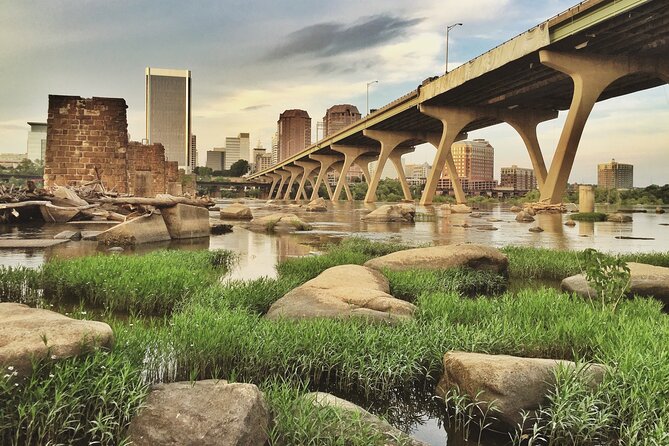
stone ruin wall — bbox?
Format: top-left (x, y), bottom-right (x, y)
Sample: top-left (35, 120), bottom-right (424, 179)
top-left (45, 95), bottom-right (184, 197)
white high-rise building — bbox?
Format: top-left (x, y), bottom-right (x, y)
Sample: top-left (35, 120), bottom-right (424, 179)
top-left (145, 67), bottom-right (192, 170)
top-left (27, 122), bottom-right (47, 162)
top-left (223, 133), bottom-right (250, 169)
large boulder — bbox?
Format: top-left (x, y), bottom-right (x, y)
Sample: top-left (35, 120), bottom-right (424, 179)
top-left (128, 380), bottom-right (270, 446)
top-left (219, 203), bottom-right (253, 220)
top-left (509, 205), bottom-right (522, 213)
top-left (305, 197), bottom-right (327, 212)
top-left (361, 204), bottom-right (415, 223)
top-left (303, 392), bottom-right (429, 446)
top-left (97, 213), bottom-right (171, 245)
top-left (515, 210), bottom-right (535, 222)
top-left (561, 262), bottom-right (669, 307)
top-left (248, 213), bottom-right (311, 232)
top-left (442, 203), bottom-right (472, 214)
top-left (364, 243), bottom-right (508, 276)
top-left (607, 213), bottom-right (632, 223)
top-left (436, 351), bottom-right (606, 431)
top-left (0, 303), bottom-right (113, 376)
top-left (266, 265), bottom-right (415, 323)
top-left (161, 204), bottom-right (210, 239)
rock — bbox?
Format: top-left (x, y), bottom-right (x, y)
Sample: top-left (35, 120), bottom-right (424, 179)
top-left (364, 243), bottom-right (508, 275)
top-left (51, 185), bottom-right (89, 207)
top-left (476, 225), bottom-right (498, 231)
top-left (442, 203), bottom-right (472, 214)
top-left (515, 211), bottom-right (535, 222)
top-left (607, 213), bottom-right (632, 223)
top-left (529, 226), bottom-right (544, 233)
top-left (81, 230), bottom-right (102, 240)
top-left (486, 217), bottom-right (502, 222)
top-left (303, 392), bottom-right (429, 446)
top-left (219, 203), bottom-right (253, 220)
top-left (470, 212), bottom-right (484, 218)
top-left (509, 205), bottom-right (522, 213)
top-left (266, 265), bottom-right (415, 323)
top-left (162, 204), bottom-right (210, 239)
top-left (361, 204), bottom-right (415, 223)
top-left (97, 213), bottom-right (172, 245)
top-left (107, 247), bottom-right (124, 253)
top-left (564, 220), bottom-right (576, 227)
top-left (565, 203), bottom-right (578, 212)
top-left (523, 206), bottom-right (536, 216)
top-left (128, 380), bottom-right (270, 446)
top-left (305, 197), bottom-right (327, 212)
top-left (54, 230), bottom-right (82, 240)
top-left (436, 351), bottom-right (606, 431)
top-left (561, 262), bottom-right (669, 307)
top-left (0, 303), bottom-right (113, 377)
top-left (248, 213), bottom-right (312, 232)
top-left (656, 207), bottom-right (666, 214)
top-left (210, 223), bottom-right (233, 235)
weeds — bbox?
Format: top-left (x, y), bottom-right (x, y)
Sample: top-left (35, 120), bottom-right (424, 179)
top-left (0, 266), bottom-right (43, 305)
top-left (579, 248), bottom-right (631, 311)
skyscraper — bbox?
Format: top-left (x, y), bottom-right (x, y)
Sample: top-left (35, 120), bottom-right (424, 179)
top-left (277, 109), bottom-right (311, 162)
top-left (190, 134), bottom-right (197, 168)
top-left (598, 159), bottom-right (633, 189)
top-left (222, 133), bottom-right (250, 169)
top-left (27, 122), bottom-right (47, 162)
top-left (323, 104), bottom-right (361, 137)
top-left (500, 165), bottom-right (537, 191)
top-left (441, 139), bottom-right (495, 181)
top-left (145, 67), bottom-right (192, 170)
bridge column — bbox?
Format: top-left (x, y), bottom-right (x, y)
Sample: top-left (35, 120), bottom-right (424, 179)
top-left (503, 109), bottom-right (557, 194)
top-left (330, 161), bottom-right (353, 200)
top-left (353, 156), bottom-right (376, 184)
top-left (331, 145), bottom-right (371, 202)
top-left (419, 106), bottom-right (483, 205)
top-left (389, 147), bottom-right (415, 201)
top-left (539, 50), bottom-right (669, 203)
top-left (266, 173), bottom-right (282, 199)
top-left (363, 130), bottom-right (420, 203)
top-left (282, 166), bottom-right (303, 200)
top-left (295, 161), bottom-right (320, 201)
top-left (274, 170), bottom-right (291, 199)
top-left (424, 132), bottom-right (467, 205)
top-left (309, 154), bottom-right (341, 200)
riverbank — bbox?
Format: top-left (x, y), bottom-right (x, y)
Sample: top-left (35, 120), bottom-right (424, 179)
top-left (1, 239), bottom-right (669, 445)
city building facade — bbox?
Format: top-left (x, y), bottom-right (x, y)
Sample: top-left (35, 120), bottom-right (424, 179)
top-left (27, 122), bottom-right (47, 162)
top-left (277, 109), bottom-right (311, 162)
top-left (145, 67), bottom-right (192, 170)
top-left (598, 159), bottom-right (633, 189)
top-left (223, 133), bottom-right (250, 170)
top-left (190, 134), bottom-right (197, 168)
top-left (322, 104), bottom-right (361, 137)
top-left (500, 165), bottom-right (537, 191)
top-left (439, 139), bottom-right (496, 194)
top-left (205, 149), bottom-right (225, 172)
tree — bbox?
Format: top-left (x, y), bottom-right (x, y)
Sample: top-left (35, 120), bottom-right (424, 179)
top-left (194, 166), bottom-right (213, 177)
top-left (229, 160), bottom-right (250, 177)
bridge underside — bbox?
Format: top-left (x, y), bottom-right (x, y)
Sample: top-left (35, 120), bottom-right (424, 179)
top-left (250, 0), bottom-right (669, 204)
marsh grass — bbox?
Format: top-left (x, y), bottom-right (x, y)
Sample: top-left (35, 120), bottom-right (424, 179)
top-left (570, 212), bottom-right (608, 222)
top-left (41, 249), bottom-right (236, 315)
top-left (0, 266), bottom-right (43, 305)
top-left (387, 268), bottom-right (507, 301)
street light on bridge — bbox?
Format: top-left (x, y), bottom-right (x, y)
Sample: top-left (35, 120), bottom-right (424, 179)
top-left (366, 80), bottom-right (378, 116)
top-left (445, 23), bottom-right (463, 74)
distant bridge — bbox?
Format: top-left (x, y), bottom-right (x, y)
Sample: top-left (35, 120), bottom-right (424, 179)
top-left (0, 173), bottom-right (43, 183)
top-left (248, 0), bottom-right (668, 204)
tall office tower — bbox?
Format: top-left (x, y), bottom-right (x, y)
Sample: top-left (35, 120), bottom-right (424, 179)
top-left (145, 67), bottom-right (192, 169)
top-left (277, 109), bottom-right (311, 162)
top-left (205, 148), bottom-right (225, 171)
top-left (27, 122), bottom-right (47, 161)
top-left (441, 139), bottom-right (495, 181)
top-left (223, 133), bottom-right (250, 169)
top-left (500, 165), bottom-right (537, 191)
top-left (323, 104), bottom-right (361, 137)
top-left (190, 134), bottom-right (197, 168)
top-left (271, 132), bottom-right (279, 165)
top-left (598, 159), bottom-right (633, 189)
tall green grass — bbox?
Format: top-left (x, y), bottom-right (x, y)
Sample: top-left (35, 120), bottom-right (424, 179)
top-left (41, 249), bottom-right (236, 315)
top-left (0, 266), bottom-right (43, 305)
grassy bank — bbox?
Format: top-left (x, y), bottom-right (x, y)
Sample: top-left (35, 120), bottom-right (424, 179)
top-left (2, 240), bottom-right (669, 445)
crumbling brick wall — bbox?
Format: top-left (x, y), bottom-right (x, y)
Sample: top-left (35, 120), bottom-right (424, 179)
top-left (45, 95), bottom-right (178, 197)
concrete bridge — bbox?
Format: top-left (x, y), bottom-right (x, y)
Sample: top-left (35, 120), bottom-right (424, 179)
top-left (248, 0), bottom-right (669, 204)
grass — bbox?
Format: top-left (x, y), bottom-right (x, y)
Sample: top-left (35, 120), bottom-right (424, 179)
top-left (570, 212), bottom-right (608, 222)
top-left (3, 239), bottom-right (669, 445)
top-left (0, 266), bottom-right (43, 306)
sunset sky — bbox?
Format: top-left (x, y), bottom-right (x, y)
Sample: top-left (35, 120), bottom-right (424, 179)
top-left (1, 0), bottom-right (667, 185)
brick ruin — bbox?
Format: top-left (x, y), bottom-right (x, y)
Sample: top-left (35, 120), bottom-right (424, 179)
top-left (44, 95), bottom-right (184, 196)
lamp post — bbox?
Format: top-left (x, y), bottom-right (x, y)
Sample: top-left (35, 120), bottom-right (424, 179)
top-left (366, 80), bottom-right (378, 116)
top-left (445, 23), bottom-right (462, 74)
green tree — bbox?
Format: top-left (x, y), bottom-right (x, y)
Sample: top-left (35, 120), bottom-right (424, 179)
top-left (229, 160), bottom-right (250, 177)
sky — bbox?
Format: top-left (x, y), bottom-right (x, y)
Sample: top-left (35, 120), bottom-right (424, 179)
top-left (1, 0), bottom-right (667, 185)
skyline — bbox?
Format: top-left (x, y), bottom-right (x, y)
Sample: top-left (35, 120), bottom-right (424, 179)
top-left (1, 0), bottom-right (667, 186)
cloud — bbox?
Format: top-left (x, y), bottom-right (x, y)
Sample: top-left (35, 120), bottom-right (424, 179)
top-left (265, 15), bottom-right (423, 60)
top-left (241, 104), bottom-right (271, 111)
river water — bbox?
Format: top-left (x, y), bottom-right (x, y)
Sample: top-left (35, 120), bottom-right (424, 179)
top-left (1, 199), bottom-right (667, 445)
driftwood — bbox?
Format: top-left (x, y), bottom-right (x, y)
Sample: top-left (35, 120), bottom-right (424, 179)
top-left (91, 196), bottom-right (214, 208)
